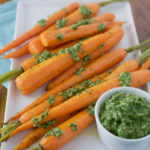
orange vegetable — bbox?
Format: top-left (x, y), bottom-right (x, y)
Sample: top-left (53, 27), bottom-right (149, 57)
top-left (16, 26), bottom-right (121, 95)
top-left (47, 27), bottom-right (124, 90)
top-left (140, 57), bottom-right (150, 70)
top-left (9, 70), bottom-right (150, 137)
top-left (40, 22), bottom-right (118, 48)
top-left (7, 26), bottom-right (124, 122)
top-left (13, 115), bottom-right (71, 150)
top-left (0, 2), bottom-right (80, 55)
top-left (28, 3), bottom-right (100, 55)
top-left (3, 43), bottom-right (29, 59)
top-left (35, 109), bottom-right (94, 150)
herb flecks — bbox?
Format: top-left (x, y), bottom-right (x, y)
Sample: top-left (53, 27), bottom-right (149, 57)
top-left (37, 19), bottom-right (46, 26)
top-left (44, 127), bottom-right (64, 138)
top-left (79, 5), bottom-right (92, 19)
top-left (57, 33), bottom-right (64, 40)
top-left (82, 54), bottom-right (92, 65)
top-left (56, 17), bottom-right (67, 29)
top-left (37, 50), bottom-right (51, 64)
top-left (98, 23), bottom-right (107, 32)
top-left (48, 95), bottom-right (55, 106)
top-left (40, 119), bottom-right (56, 129)
top-left (70, 123), bottom-right (77, 131)
top-left (32, 109), bottom-right (49, 127)
top-left (119, 72), bottom-right (131, 87)
top-left (89, 79), bottom-right (101, 88)
top-left (87, 102), bottom-right (96, 116)
top-left (76, 67), bottom-right (85, 75)
top-left (71, 19), bottom-right (91, 30)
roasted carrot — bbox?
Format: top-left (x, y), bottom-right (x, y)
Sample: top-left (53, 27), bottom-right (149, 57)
top-left (140, 57), bottom-right (150, 70)
top-left (7, 28), bottom-right (123, 123)
top-left (8, 37), bottom-right (150, 123)
top-left (29, 13), bottom-right (115, 55)
top-left (46, 27), bottom-right (124, 90)
top-left (16, 26), bottom-right (121, 95)
top-left (6, 70), bottom-right (150, 138)
top-left (0, 2), bottom-right (80, 55)
top-left (15, 49), bottom-right (150, 124)
top-left (32, 109), bottom-right (95, 150)
top-left (21, 40), bottom-right (80, 71)
top-left (18, 49), bottom-right (125, 124)
top-left (3, 43), bottom-right (29, 59)
top-left (13, 115), bottom-right (71, 150)
top-left (40, 21), bottom-right (118, 48)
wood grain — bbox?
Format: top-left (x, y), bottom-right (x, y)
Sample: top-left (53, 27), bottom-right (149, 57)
top-left (0, 85), bottom-right (7, 123)
top-left (130, 0), bottom-right (150, 43)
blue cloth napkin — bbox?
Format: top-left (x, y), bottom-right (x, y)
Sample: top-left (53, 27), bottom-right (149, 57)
top-left (0, 0), bottom-right (18, 88)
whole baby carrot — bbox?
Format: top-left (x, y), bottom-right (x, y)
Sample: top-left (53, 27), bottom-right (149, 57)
top-left (4, 70), bottom-right (150, 139)
top-left (0, 2), bottom-right (80, 55)
top-left (16, 26), bottom-right (121, 95)
top-left (46, 27), bottom-right (124, 90)
top-left (32, 109), bottom-right (95, 150)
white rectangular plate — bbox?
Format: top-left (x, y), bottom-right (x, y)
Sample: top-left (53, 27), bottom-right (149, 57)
top-left (2, 0), bottom-right (150, 150)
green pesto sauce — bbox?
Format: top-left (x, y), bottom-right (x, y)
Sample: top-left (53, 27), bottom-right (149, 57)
top-left (58, 42), bottom-right (82, 62)
top-left (57, 32), bottom-right (64, 40)
top-left (76, 67), bottom-right (85, 75)
top-left (79, 5), bottom-right (92, 19)
top-left (48, 95), bottom-right (55, 106)
top-left (100, 91), bottom-right (150, 139)
top-left (37, 19), bottom-right (46, 26)
top-left (71, 19), bottom-right (91, 30)
top-left (119, 72), bottom-right (131, 87)
top-left (70, 123), bottom-right (77, 131)
top-left (32, 109), bottom-right (49, 128)
top-left (98, 23), bottom-right (107, 32)
top-left (44, 127), bottom-right (64, 138)
top-left (56, 17), bottom-right (67, 29)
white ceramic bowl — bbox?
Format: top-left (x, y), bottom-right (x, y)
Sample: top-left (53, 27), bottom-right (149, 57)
top-left (95, 87), bottom-right (150, 150)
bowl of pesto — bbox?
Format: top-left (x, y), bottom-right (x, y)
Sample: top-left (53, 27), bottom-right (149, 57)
top-left (95, 87), bottom-right (150, 150)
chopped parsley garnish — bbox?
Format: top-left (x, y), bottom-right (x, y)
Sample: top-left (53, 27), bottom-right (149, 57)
top-left (40, 119), bottom-right (56, 129)
top-left (79, 5), bottom-right (92, 19)
top-left (76, 67), bottom-right (85, 75)
top-left (86, 102), bottom-right (96, 116)
top-left (48, 95), bottom-right (55, 106)
top-left (98, 23), bottom-right (107, 32)
top-left (32, 109), bottom-right (49, 127)
top-left (71, 19), bottom-right (91, 30)
top-left (56, 17), bottom-right (67, 29)
top-left (62, 8), bottom-right (69, 14)
top-left (108, 69), bottom-right (112, 75)
top-left (97, 43), bottom-right (105, 49)
top-left (119, 72), bottom-right (131, 87)
top-left (57, 33), bottom-right (64, 40)
top-left (37, 50), bottom-right (51, 64)
top-left (81, 79), bottom-right (92, 87)
top-left (37, 19), bottom-right (46, 26)
top-left (44, 127), bottom-right (64, 138)
top-left (82, 54), bottom-right (92, 65)
top-left (89, 79), bottom-right (101, 88)
top-left (70, 123), bottom-right (77, 131)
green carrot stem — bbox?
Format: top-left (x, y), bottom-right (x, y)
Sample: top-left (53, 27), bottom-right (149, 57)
top-left (32, 145), bottom-right (43, 150)
top-left (137, 49), bottom-right (150, 65)
top-left (0, 67), bottom-right (23, 85)
top-left (100, 0), bottom-right (128, 7)
top-left (126, 38), bottom-right (150, 52)
top-left (0, 121), bottom-right (20, 142)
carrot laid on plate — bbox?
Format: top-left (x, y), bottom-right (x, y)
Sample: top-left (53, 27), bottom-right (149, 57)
top-left (0, 2), bottom-right (80, 55)
top-left (16, 26), bottom-right (121, 95)
top-left (46, 26), bottom-right (124, 90)
top-left (13, 115), bottom-right (71, 150)
top-left (32, 109), bottom-right (95, 150)
top-left (6, 70), bottom-right (150, 139)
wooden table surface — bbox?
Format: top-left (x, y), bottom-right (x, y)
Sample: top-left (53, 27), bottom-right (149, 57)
top-left (0, 0), bottom-right (150, 141)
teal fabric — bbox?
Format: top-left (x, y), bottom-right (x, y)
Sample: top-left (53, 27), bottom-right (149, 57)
top-left (0, 0), bottom-right (18, 88)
